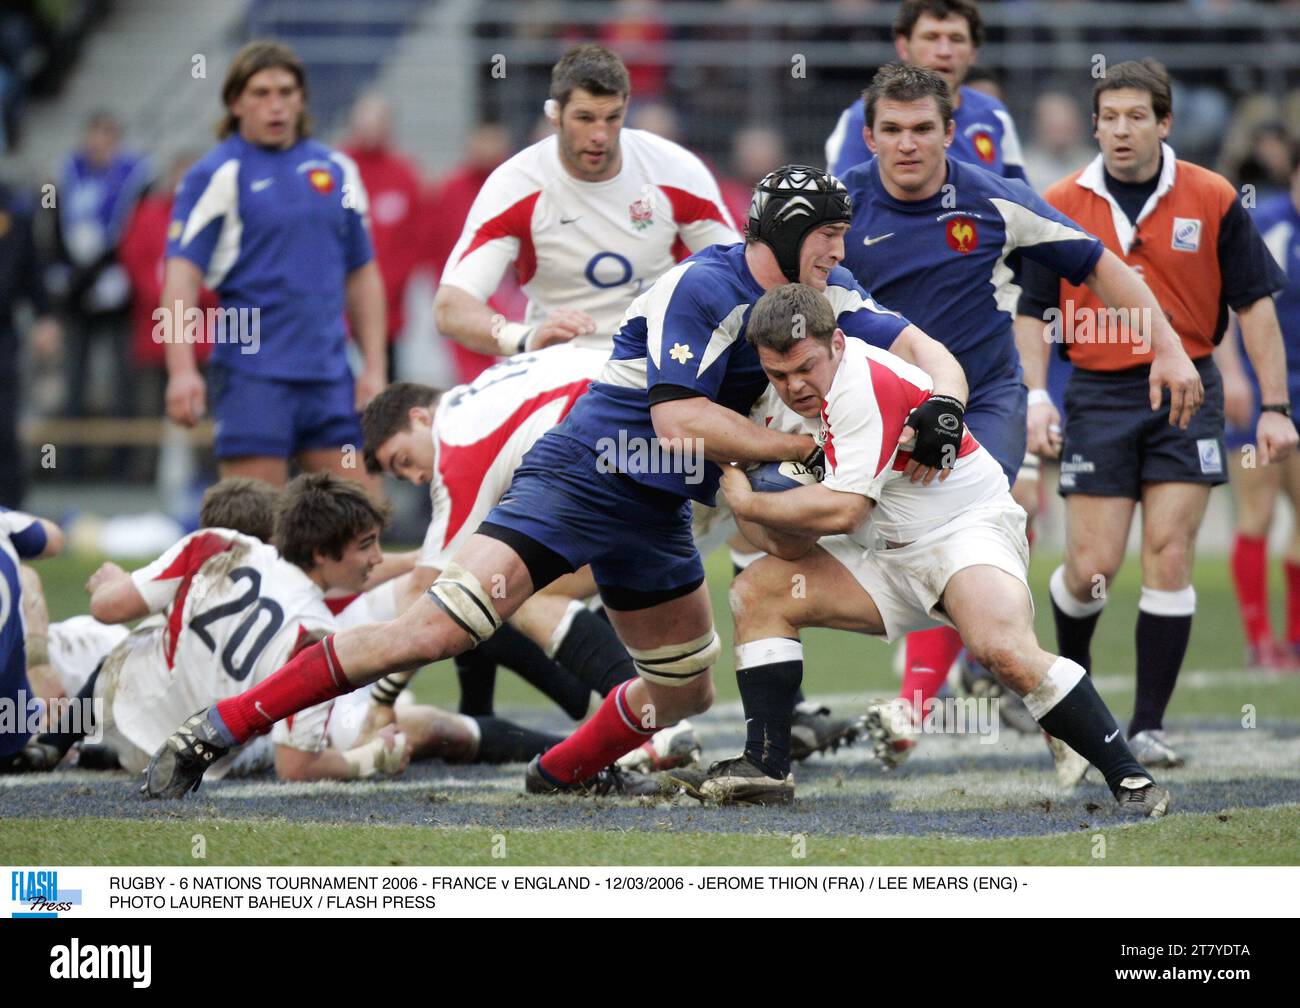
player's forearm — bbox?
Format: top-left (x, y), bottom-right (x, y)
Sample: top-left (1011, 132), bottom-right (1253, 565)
top-left (366, 549), bottom-right (419, 588)
top-left (1236, 297), bottom-right (1290, 403)
top-left (159, 258), bottom-right (202, 376)
top-left (732, 511), bottom-right (819, 561)
top-left (274, 745), bottom-right (352, 781)
top-left (89, 575), bottom-right (149, 624)
top-left (1087, 250), bottom-right (1182, 359)
top-left (435, 284), bottom-right (513, 356)
top-left (652, 398), bottom-right (814, 464)
top-left (1014, 314), bottom-right (1051, 390)
top-left (347, 261), bottom-right (388, 378)
top-left (889, 325), bottom-right (968, 404)
top-left (730, 482), bottom-right (868, 537)
top-left (397, 566), bottom-right (440, 614)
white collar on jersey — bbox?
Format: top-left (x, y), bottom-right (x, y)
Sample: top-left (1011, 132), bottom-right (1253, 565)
top-left (1074, 141), bottom-right (1178, 255)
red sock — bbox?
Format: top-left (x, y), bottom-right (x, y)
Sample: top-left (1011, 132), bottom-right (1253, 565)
top-left (1286, 560), bottom-right (1300, 645)
top-left (899, 626), bottom-right (964, 713)
top-left (538, 681), bottom-right (654, 784)
top-left (215, 637), bottom-right (351, 744)
top-left (1231, 534), bottom-right (1271, 646)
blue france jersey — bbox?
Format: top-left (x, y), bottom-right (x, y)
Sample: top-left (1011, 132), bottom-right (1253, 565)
top-left (841, 157), bottom-right (1103, 395)
top-left (557, 242), bottom-right (910, 504)
top-left (1, 509), bottom-right (48, 757)
top-left (1241, 194), bottom-right (1300, 399)
top-left (827, 86), bottom-right (1027, 182)
top-left (166, 134), bottom-right (373, 381)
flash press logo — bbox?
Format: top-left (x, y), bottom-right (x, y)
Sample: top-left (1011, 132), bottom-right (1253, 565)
top-left (10, 870), bottom-right (81, 917)
top-left (50, 939), bottom-right (151, 988)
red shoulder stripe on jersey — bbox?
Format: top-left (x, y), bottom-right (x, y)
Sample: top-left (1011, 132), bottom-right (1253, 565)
top-left (159, 531), bottom-right (234, 668)
top-left (324, 594), bottom-right (359, 616)
top-left (659, 185), bottom-right (729, 228)
top-left (457, 190), bottom-right (542, 286)
top-left (438, 379), bottom-right (592, 547)
top-left (866, 357), bottom-right (929, 478)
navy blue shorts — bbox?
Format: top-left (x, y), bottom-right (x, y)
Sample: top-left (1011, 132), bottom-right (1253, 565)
top-left (480, 433), bottom-right (704, 609)
top-left (1058, 356), bottom-right (1227, 498)
top-left (209, 364), bottom-right (362, 460)
top-left (964, 380), bottom-right (1027, 485)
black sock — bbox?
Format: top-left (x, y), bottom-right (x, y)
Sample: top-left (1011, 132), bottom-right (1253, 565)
top-left (455, 649), bottom-right (497, 716)
top-left (555, 609), bottom-right (637, 698)
top-left (479, 623), bottom-right (590, 721)
top-left (1037, 674), bottom-right (1148, 793)
top-left (1131, 610), bottom-right (1193, 736)
top-left (738, 656), bottom-right (803, 779)
top-left (35, 665), bottom-right (101, 758)
top-left (1051, 597), bottom-right (1103, 675)
top-left (472, 716), bottom-right (564, 764)
top-left (792, 687), bottom-right (806, 707)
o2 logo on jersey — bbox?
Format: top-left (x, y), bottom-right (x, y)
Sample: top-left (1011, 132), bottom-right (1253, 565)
top-left (945, 217), bottom-right (978, 254)
top-left (585, 250), bottom-right (636, 289)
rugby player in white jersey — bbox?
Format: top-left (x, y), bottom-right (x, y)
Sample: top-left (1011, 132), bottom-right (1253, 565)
top-left (435, 44), bottom-right (738, 358)
top-left (666, 284), bottom-right (1170, 817)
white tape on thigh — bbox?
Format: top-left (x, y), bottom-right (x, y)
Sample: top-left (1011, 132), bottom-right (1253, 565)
top-left (427, 562), bottom-right (503, 644)
top-left (628, 629), bottom-right (720, 686)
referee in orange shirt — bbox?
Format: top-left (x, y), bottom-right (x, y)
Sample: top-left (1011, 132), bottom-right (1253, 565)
top-left (1017, 60), bottom-right (1296, 771)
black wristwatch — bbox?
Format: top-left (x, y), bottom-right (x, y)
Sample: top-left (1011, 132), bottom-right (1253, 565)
top-left (1261, 403), bottom-right (1292, 418)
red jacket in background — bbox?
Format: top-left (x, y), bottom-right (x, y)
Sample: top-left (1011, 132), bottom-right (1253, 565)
top-left (119, 191), bottom-right (215, 368)
top-left (424, 161), bottom-right (527, 383)
top-left (344, 144), bottom-right (424, 342)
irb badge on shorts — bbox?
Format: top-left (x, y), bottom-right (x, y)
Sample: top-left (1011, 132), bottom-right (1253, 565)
top-left (1197, 438), bottom-right (1222, 475)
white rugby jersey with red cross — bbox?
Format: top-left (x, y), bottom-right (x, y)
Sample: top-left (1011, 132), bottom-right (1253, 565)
top-left (820, 337), bottom-right (1008, 546)
top-left (419, 345), bottom-right (609, 570)
top-left (441, 129), bottom-right (739, 348)
top-left (112, 529), bottom-right (337, 775)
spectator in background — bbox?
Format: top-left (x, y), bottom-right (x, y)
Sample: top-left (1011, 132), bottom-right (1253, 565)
top-left (118, 152), bottom-right (214, 423)
top-left (629, 101), bottom-right (681, 142)
top-left (719, 125), bottom-right (786, 229)
top-left (1235, 123), bottom-right (1295, 204)
top-left (0, 179), bottom-right (61, 507)
top-left (962, 64), bottom-right (1002, 101)
top-left (423, 120), bottom-right (518, 384)
top-left (50, 110), bottom-right (152, 458)
top-left (342, 93), bottom-right (424, 381)
top-left (1023, 92), bottom-right (1094, 192)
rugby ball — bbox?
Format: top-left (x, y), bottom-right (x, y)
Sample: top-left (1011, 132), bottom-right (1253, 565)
top-left (747, 459), bottom-right (823, 493)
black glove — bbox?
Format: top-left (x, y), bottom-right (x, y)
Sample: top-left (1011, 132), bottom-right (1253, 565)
top-left (905, 394), bottom-right (965, 469)
top-left (800, 444), bottom-right (826, 481)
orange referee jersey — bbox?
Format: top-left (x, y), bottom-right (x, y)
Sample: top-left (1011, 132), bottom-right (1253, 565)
top-left (1041, 143), bottom-right (1238, 371)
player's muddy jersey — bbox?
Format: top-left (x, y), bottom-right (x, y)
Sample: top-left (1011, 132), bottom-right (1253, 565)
top-left (442, 129), bottom-right (738, 348)
top-left (109, 529), bottom-right (337, 773)
top-left (821, 337), bottom-right (1004, 545)
top-left (420, 346), bottom-right (609, 569)
top-left (558, 242), bottom-right (910, 505)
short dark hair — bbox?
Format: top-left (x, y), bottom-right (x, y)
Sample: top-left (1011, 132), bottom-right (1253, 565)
top-left (549, 44), bottom-right (631, 109)
top-left (275, 473), bottom-right (390, 571)
top-left (863, 63), bottom-right (953, 131)
top-left (199, 478), bottom-right (278, 542)
top-left (1093, 59), bottom-right (1172, 122)
top-left (893, 0), bottom-right (984, 49)
top-left (746, 284), bottom-right (837, 355)
top-left (219, 39), bottom-right (312, 139)
top-left (361, 382), bottom-right (440, 475)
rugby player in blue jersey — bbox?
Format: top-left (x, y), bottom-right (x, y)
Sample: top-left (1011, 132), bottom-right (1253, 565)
top-left (826, 0), bottom-right (1026, 182)
top-left (838, 64), bottom-right (1202, 774)
top-left (142, 167), bottom-right (970, 799)
top-left (161, 41), bottom-right (386, 488)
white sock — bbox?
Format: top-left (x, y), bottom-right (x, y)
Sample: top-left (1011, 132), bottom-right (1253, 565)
top-left (1050, 565), bottom-right (1106, 619)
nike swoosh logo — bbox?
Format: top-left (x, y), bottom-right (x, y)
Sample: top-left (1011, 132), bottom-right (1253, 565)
top-left (1105, 729), bottom-right (1119, 742)
top-left (255, 702), bottom-right (274, 724)
top-left (251, 178), bottom-right (273, 192)
top-left (862, 232), bottom-right (894, 246)
top-left (560, 216), bottom-right (581, 224)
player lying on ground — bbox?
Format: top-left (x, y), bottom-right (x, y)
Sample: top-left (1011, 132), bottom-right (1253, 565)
top-left (140, 165), bottom-right (966, 800)
top-left (0, 508), bottom-right (65, 772)
top-left (19, 477), bottom-right (558, 779)
top-left (665, 284), bottom-right (1169, 816)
